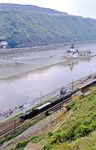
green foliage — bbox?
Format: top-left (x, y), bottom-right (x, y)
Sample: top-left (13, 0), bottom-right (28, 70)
top-left (15, 140), bottom-right (29, 149)
top-left (1, 4), bottom-right (96, 48)
top-left (65, 100), bottom-right (76, 111)
top-left (14, 136), bottom-right (39, 149)
top-left (45, 90), bottom-right (96, 149)
top-left (14, 135), bottom-right (44, 150)
top-left (48, 132), bottom-right (53, 137)
top-left (30, 135), bottom-right (41, 143)
top-left (48, 131), bottom-right (96, 150)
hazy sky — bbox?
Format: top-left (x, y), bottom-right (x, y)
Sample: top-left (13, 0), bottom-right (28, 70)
top-left (0, 0), bottom-right (96, 19)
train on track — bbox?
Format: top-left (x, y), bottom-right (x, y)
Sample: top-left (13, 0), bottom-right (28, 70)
top-left (20, 92), bottom-right (72, 121)
top-left (20, 79), bottom-right (96, 121)
top-left (1, 78), bottom-right (96, 138)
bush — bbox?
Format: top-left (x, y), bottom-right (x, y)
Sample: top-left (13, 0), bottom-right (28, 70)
top-left (48, 132), bottom-right (53, 137)
top-left (65, 101), bottom-right (76, 111)
top-left (15, 140), bottom-right (29, 149)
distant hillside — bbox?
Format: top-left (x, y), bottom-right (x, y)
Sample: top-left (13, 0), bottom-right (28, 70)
top-left (1, 3), bottom-right (96, 48)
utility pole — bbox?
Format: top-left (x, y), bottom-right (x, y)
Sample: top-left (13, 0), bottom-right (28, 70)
top-left (13, 119), bottom-right (16, 134)
top-left (90, 69), bottom-right (92, 79)
top-left (72, 79), bottom-right (74, 91)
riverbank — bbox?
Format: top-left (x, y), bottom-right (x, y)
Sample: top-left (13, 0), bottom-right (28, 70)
top-left (1, 85), bottom-right (96, 150)
top-left (0, 72), bottom-right (96, 123)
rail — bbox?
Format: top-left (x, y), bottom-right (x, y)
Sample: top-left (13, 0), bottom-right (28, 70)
top-left (0, 73), bottom-right (96, 138)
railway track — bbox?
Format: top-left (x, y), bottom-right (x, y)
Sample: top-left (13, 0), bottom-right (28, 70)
top-left (0, 96), bottom-right (71, 138)
top-left (0, 118), bottom-right (21, 136)
top-left (0, 75), bottom-right (96, 138)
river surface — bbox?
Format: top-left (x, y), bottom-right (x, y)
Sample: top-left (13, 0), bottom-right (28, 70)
top-left (0, 42), bottom-right (96, 112)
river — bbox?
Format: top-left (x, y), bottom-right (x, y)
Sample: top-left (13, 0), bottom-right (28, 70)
top-left (0, 42), bottom-right (96, 113)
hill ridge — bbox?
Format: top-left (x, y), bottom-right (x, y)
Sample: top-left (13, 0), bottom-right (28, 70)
top-left (0, 3), bottom-right (96, 48)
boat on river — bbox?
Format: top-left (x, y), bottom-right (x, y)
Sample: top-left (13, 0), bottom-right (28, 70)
top-left (65, 45), bottom-right (79, 59)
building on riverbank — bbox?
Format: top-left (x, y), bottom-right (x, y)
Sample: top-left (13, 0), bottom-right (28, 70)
top-left (0, 41), bottom-right (8, 48)
top-left (65, 45), bottom-right (79, 58)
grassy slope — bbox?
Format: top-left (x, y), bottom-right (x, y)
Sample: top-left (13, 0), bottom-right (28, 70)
top-left (45, 87), bottom-right (96, 149)
top-left (50, 131), bottom-right (96, 150)
top-left (13, 87), bottom-right (96, 150)
top-left (1, 4), bottom-right (96, 48)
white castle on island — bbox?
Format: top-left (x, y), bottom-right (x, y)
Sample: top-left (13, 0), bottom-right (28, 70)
top-left (65, 45), bottom-right (79, 58)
